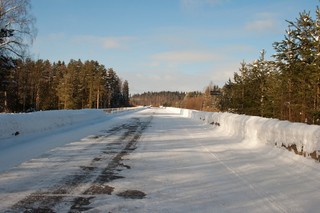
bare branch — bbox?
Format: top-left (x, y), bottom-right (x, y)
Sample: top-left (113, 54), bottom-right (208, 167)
top-left (0, 0), bottom-right (36, 60)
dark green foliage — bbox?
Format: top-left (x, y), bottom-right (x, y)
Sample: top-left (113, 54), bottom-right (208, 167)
top-left (122, 80), bottom-right (130, 107)
top-left (0, 59), bottom-right (130, 112)
top-left (221, 6), bottom-right (320, 124)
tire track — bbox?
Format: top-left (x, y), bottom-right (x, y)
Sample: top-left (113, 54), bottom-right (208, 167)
top-left (185, 127), bottom-right (289, 213)
top-left (7, 116), bottom-right (152, 213)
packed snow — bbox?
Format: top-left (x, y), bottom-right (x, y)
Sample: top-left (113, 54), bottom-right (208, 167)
top-left (1, 107), bottom-right (320, 212)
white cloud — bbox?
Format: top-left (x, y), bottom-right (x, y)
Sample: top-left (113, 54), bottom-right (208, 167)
top-left (152, 51), bottom-right (221, 63)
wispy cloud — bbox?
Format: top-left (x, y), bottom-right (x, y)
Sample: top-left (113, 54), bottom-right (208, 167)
top-left (152, 50), bottom-right (221, 63)
top-left (101, 36), bottom-right (135, 49)
top-left (73, 35), bottom-right (135, 50)
top-left (245, 13), bottom-right (279, 33)
top-left (181, 0), bottom-right (229, 10)
top-left (34, 33), bottom-right (66, 44)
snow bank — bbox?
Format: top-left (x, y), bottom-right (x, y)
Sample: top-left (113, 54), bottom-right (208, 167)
top-left (0, 109), bottom-right (106, 139)
top-left (167, 107), bottom-right (320, 154)
top-left (0, 108), bottom-right (140, 140)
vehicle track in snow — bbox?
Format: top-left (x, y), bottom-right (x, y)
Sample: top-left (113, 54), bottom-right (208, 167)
top-left (5, 116), bottom-right (152, 212)
top-left (198, 143), bottom-right (288, 213)
top-left (3, 108), bottom-right (320, 212)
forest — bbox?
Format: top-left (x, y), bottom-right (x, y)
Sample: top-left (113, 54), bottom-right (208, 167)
top-left (220, 7), bottom-right (320, 124)
top-left (0, 59), bottom-right (130, 112)
top-left (131, 84), bottom-right (220, 112)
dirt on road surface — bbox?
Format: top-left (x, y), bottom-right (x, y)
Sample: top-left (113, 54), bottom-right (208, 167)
top-left (3, 115), bottom-right (152, 212)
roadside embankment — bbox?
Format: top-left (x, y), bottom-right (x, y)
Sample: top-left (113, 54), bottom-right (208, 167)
top-left (167, 107), bottom-right (320, 161)
top-left (0, 107), bottom-right (141, 140)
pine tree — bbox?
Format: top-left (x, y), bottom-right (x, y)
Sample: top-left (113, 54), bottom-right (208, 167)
top-left (122, 80), bottom-right (129, 107)
top-left (105, 68), bottom-right (121, 108)
top-left (273, 11), bottom-right (317, 122)
top-left (51, 61), bottom-right (66, 109)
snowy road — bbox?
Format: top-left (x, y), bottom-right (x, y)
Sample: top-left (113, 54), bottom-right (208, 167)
top-left (1, 108), bottom-right (320, 212)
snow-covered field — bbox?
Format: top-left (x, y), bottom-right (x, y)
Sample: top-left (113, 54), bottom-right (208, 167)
top-left (1, 107), bottom-right (320, 212)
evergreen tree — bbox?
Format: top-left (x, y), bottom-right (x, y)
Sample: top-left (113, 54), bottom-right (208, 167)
top-left (122, 80), bottom-right (129, 107)
top-left (273, 11), bottom-right (317, 122)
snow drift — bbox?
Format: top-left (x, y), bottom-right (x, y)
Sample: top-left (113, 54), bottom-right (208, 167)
top-left (168, 107), bottom-right (320, 157)
top-left (0, 109), bottom-right (108, 139)
top-left (0, 108), bottom-right (140, 140)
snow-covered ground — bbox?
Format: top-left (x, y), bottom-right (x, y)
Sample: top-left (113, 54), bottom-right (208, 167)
top-left (0, 108), bottom-right (141, 172)
top-left (168, 107), bottom-right (320, 155)
top-left (1, 107), bottom-right (320, 212)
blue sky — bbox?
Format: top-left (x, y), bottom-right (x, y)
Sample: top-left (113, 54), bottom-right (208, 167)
top-left (30, 0), bottom-right (318, 94)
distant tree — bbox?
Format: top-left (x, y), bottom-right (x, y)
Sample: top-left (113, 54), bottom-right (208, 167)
top-left (131, 91), bottom-right (186, 108)
top-left (202, 82), bottom-right (221, 111)
top-left (122, 80), bottom-right (129, 106)
top-left (51, 61), bottom-right (66, 109)
top-left (56, 59), bottom-right (81, 109)
top-left (105, 68), bottom-right (122, 108)
top-left (181, 91), bottom-right (203, 110)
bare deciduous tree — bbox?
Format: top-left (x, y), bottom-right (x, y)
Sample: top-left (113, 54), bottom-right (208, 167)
top-left (0, 0), bottom-right (36, 62)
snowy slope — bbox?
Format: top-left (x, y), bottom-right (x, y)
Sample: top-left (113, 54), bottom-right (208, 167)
top-left (0, 108), bottom-right (142, 172)
top-left (167, 107), bottom-right (320, 157)
top-left (0, 108), bottom-right (140, 140)
top-left (0, 109), bottom-right (105, 139)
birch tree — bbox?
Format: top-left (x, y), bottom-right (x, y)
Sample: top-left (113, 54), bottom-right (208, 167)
top-left (0, 0), bottom-right (36, 63)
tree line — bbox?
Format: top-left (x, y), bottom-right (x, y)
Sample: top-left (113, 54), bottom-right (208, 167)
top-left (131, 91), bottom-right (185, 107)
top-left (220, 6), bottom-right (320, 124)
top-left (131, 84), bottom-right (220, 112)
top-left (0, 59), bottom-right (130, 112)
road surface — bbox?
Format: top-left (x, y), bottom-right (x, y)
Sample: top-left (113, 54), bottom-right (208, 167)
top-left (1, 108), bottom-right (320, 212)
